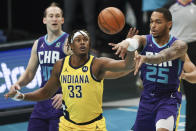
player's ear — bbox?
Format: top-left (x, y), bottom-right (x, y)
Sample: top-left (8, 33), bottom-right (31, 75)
top-left (61, 17), bottom-right (64, 24)
top-left (70, 42), bottom-right (74, 50)
top-left (43, 17), bottom-right (47, 24)
top-left (168, 21), bottom-right (172, 30)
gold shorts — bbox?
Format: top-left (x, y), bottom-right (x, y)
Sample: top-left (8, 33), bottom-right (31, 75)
top-left (59, 116), bottom-right (107, 131)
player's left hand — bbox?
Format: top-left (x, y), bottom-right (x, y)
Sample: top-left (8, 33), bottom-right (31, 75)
top-left (109, 27), bottom-right (139, 59)
top-left (51, 94), bottom-right (62, 109)
top-left (4, 90), bottom-right (24, 101)
top-left (126, 27), bottom-right (139, 38)
top-left (109, 40), bottom-right (129, 59)
top-left (134, 54), bottom-right (146, 75)
top-left (4, 90), bottom-right (17, 99)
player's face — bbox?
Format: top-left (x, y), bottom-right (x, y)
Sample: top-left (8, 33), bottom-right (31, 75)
top-left (43, 7), bottom-right (64, 33)
top-left (150, 12), bottom-right (171, 38)
top-left (71, 35), bottom-right (90, 56)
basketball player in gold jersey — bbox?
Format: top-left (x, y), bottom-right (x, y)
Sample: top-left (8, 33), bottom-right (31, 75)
top-left (5, 29), bottom-right (136, 131)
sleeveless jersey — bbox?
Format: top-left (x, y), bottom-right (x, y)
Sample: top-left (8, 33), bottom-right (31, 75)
top-left (59, 55), bottom-right (104, 123)
top-left (31, 32), bottom-right (69, 119)
top-left (140, 35), bottom-right (184, 94)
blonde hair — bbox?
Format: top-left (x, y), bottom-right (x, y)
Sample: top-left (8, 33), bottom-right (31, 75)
top-left (44, 2), bottom-right (63, 17)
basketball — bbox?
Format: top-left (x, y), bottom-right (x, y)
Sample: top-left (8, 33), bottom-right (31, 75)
top-left (98, 7), bottom-right (125, 35)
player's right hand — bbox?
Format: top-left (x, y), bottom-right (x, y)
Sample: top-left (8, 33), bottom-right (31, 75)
top-left (134, 54), bottom-right (146, 75)
top-left (4, 84), bottom-right (21, 99)
top-left (51, 93), bottom-right (63, 109)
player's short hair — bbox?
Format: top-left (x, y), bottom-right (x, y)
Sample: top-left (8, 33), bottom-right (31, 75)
top-left (67, 29), bottom-right (90, 45)
top-left (43, 2), bottom-right (63, 17)
top-left (154, 8), bottom-right (172, 22)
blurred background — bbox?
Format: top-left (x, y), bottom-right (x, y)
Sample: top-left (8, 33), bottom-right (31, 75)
top-left (0, 0), bottom-right (191, 130)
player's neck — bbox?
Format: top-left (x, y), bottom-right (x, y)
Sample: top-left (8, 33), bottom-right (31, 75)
top-left (47, 30), bottom-right (63, 43)
top-left (71, 54), bottom-right (89, 67)
top-left (154, 34), bottom-right (170, 46)
top-left (178, 0), bottom-right (192, 6)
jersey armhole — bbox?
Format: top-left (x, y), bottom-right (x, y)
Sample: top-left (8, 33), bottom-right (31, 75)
top-left (90, 57), bottom-right (101, 82)
top-left (58, 57), bottom-right (66, 79)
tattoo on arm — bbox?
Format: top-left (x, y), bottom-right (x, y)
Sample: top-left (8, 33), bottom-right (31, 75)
top-left (126, 51), bottom-right (136, 70)
top-left (145, 40), bottom-right (187, 64)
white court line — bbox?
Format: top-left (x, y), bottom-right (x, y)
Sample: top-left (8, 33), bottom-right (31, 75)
top-left (103, 97), bottom-right (140, 107)
top-left (117, 107), bottom-right (186, 118)
top-left (117, 107), bottom-right (137, 112)
top-left (103, 95), bottom-right (185, 107)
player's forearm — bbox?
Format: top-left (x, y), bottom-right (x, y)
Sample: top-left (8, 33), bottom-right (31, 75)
top-left (183, 71), bottom-right (196, 83)
top-left (104, 70), bottom-right (131, 79)
top-left (125, 51), bottom-right (135, 70)
top-left (145, 42), bottom-right (187, 64)
top-left (16, 72), bottom-right (35, 87)
top-left (24, 87), bottom-right (53, 101)
top-left (144, 54), bottom-right (163, 64)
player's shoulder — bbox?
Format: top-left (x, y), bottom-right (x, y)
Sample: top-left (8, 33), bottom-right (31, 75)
top-left (173, 39), bottom-right (187, 46)
top-left (33, 39), bottom-right (39, 45)
top-left (172, 40), bottom-right (188, 51)
top-left (31, 39), bottom-right (39, 52)
top-left (92, 57), bottom-right (111, 67)
top-left (33, 36), bottom-right (44, 46)
top-left (94, 57), bottom-right (113, 63)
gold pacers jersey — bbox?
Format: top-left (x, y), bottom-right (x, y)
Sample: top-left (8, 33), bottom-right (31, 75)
top-left (59, 55), bottom-right (104, 123)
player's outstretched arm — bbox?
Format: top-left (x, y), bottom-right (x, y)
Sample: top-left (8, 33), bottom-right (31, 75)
top-left (134, 40), bottom-right (188, 75)
top-left (109, 35), bottom-right (145, 60)
top-left (5, 59), bottom-right (62, 101)
top-left (103, 28), bottom-right (139, 79)
top-left (104, 70), bottom-right (132, 79)
top-left (23, 60), bottom-right (62, 101)
top-left (94, 50), bottom-right (136, 81)
top-left (144, 40), bottom-right (187, 64)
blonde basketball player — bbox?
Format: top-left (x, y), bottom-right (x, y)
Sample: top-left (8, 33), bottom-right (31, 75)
top-left (5, 29), bottom-right (136, 131)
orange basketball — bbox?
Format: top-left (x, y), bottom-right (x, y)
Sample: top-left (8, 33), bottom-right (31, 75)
top-left (98, 7), bottom-right (125, 35)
